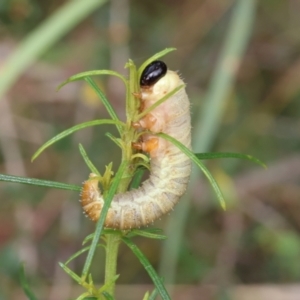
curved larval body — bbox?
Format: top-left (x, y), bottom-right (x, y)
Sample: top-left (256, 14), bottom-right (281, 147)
top-left (81, 68), bottom-right (192, 229)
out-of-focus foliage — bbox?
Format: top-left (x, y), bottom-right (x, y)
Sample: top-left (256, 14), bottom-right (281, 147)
top-left (0, 0), bottom-right (300, 299)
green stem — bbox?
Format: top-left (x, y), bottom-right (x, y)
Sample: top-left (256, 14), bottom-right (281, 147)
top-left (103, 130), bottom-right (137, 297)
top-left (104, 234), bottom-right (121, 296)
top-left (102, 54), bottom-right (140, 298)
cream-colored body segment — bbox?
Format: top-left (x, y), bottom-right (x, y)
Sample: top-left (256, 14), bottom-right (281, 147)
top-left (81, 70), bottom-right (192, 229)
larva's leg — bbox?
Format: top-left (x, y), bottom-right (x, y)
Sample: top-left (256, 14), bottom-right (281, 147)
top-left (142, 114), bottom-right (157, 129)
top-left (132, 138), bottom-right (159, 154)
top-left (132, 141), bottom-right (143, 150)
top-left (131, 121), bottom-right (142, 129)
top-left (142, 138), bottom-right (158, 153)
top-left (132, 113), bottom-right (157, 131)
top-left (132, 92), bottom-right (142, 99)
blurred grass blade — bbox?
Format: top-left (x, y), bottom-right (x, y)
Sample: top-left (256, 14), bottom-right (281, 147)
top-left (32, 119), bottom-right (124, 161)
top-left (137, 48), bottom-right (176, 79)
top-left (19, 264), bottom-right (37, 300)
top-left (0, 0), bottom-right (107, 99)
top-left (143, 291), bottom-right (150, 300)
top-left (79, 144), bottom-right (101, 175)
top-left (195, 152), bottom-right (266, 168)
top-left (158, 133), bottom-right (226, 209)
top-left (122, 237), bottom-right (171, 300)
top-left (81, 161), bottom-right (127, 278)
top-left (0, 174), bottom-right (80, 191)
top-left (159, 0), bottom-right (258, 284)
top-left (85, 77), bottom-right (123, 134)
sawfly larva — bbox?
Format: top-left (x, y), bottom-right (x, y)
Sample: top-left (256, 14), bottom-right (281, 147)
top-left (81, 61), bottom-right (192, 229)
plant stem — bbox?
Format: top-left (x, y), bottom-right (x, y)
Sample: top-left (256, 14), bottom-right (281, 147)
top-left (102, 52), bottom-right (140, 298)
top-left (104, 234), bottom-right (121, 296)
top-left (103, 129), bottom-right (136, 297)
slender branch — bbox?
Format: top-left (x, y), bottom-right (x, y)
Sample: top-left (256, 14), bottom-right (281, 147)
top-left (105, 234), bottom-right (121, 296)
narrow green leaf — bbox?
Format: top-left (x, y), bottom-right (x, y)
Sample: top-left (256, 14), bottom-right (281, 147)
top-left (128, 229), bottom-right (167, 240)
top-left (0, 173), bottom-right (80, 191)
top-left (102, 292), bottom-right (114, 300)
top-left (129, 167), bottom-right (146, 190)
top-left (79, 144), bottom-right (100, 175)
top-left (81, 161), bottom-right (128, 278)
top-left (138, 228), bottom-right (165, 234)
top-left (195, 152), bottom-right (266, 168)
top-left (32, 119), bottom-right (125, 161)
top-left (105, 133), bottom-right (123, 149)
top-left (19, 264), bottom-right (38, 300)
top-left (85, 77), bottom-right (123, 135)
top-left (137, 48), bottom-right (177, 79)
top-left (157, 133), bottom-right (226, 210)
top-left (82, 233), bottom-right (95, 245)
top-left (122, 237), bottom-right (171, 300)
top-left (64, 244), bottom-right (104, 265)
top-left (57, 70), bottom-right (127, 90)
top-left (135, 84), bottom-right (185, 121)
top-left (59, 262), bottom-right (81, 283)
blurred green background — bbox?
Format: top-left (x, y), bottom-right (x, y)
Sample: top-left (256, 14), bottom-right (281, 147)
top-left (0, 0), bottom-right (300, 299)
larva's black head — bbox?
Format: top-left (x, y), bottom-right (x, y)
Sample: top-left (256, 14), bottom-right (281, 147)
top-left (140, 60), bottom-right (167, 87)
